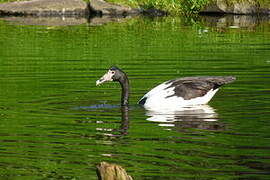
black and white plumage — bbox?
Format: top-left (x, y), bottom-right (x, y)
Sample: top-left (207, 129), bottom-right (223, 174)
top-left (96, 66), bottom-right (236, 110)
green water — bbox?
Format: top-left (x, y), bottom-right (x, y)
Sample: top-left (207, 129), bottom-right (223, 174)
top-left (0, 15), bottom-right (269, 179)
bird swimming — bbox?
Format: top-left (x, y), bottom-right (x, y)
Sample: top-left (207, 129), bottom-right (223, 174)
top-left (96, 66), bottom-right (236, 111)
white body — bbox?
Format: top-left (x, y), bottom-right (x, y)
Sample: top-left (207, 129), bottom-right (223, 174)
top-left (139, 81), bottom-right (219, 111)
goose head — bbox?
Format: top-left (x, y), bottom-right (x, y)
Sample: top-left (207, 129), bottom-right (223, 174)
top-left (96, 66), bottom-right (129, 106)
top-left (96, 66), bottom-right (126, 86)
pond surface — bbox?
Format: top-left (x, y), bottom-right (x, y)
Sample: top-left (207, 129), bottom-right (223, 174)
top-left (0, 15), bottom-right (269, 179)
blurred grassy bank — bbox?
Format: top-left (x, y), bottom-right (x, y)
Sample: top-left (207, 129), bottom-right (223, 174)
top-left (107, 0), bottom-right (269, 14)
top-left (0, 0), bottom-right (269, 14)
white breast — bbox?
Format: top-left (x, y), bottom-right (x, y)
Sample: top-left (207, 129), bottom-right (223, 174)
top-left (139, 81), bottom-right (219, 111)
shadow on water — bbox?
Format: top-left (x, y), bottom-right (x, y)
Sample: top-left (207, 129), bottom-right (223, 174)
top-left (76, 103), bottom-right (120, 110)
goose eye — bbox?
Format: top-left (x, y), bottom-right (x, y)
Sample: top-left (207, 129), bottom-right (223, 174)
top-left (111, 71), bottom-right (115, 74)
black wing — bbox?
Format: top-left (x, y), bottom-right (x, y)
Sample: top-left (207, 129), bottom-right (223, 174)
top-left (165, 76), bottom-right (235, 100)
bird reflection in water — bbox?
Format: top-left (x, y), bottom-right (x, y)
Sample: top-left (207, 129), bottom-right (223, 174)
top-left (145, 105), bottom-right (224, 132)
top-left (76, 104), bottom-right (129, 137)
top-left (94, 106), bottom-right (130, 137)
top-left (119, 106), bottom-right (129, 136)
top-left (82, 104), bottom-right (223, 137)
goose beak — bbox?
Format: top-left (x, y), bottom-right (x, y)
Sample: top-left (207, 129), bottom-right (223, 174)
top-left (96, 71), bottom-right (114, 86)
top-left (96, 79), bottom-right (104, 86)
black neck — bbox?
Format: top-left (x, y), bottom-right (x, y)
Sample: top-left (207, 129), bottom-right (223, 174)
top-left (119, 75), bottom-right (129, 106)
